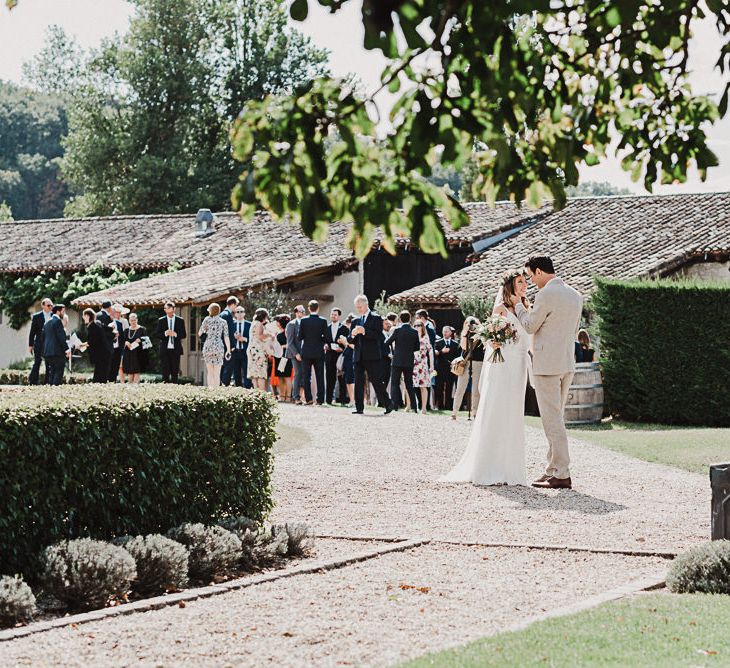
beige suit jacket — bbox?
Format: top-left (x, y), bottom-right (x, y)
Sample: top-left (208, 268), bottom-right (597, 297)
top-left (514, 277), bottom-right (583, 376)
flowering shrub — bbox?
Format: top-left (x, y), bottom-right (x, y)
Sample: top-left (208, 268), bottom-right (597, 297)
top-left (42, 539), bottom-right (137, 610)
top-left (167, 524), bottom-right (241, 580)
top-left (0, 575), bottom-right (36, 627)
top-left (122, 534), bottom-right (189, 595)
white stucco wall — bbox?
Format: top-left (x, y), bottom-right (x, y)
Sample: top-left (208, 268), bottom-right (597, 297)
top-left (307, 265), bottom-right (363, 316)
top-left (675, 260), bottom-right (730, 282)
top-left (0, 306), bottom-right (81, 369)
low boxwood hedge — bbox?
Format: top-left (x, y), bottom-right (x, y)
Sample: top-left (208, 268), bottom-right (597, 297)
top-left (0, 385), bottom-right (277, 577)
top-left (593, 276), bottom-right (730, 427)
top-left (0, 369), bottom-right (195, 385)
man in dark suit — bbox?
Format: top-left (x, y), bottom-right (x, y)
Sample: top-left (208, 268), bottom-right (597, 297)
top-left (388, 310), bottom-right (420, 411)
top-left (43, 304), bottom-right (70, 386)
top-left (230, 305), bottom-right (252, 387)
top-left (350, 294), bottom-right (391, 415)
top-left (219, 296), bottom-right (240, 386)
top-left (95, 300), bottom-right (117, 381)
top-left (28, 297), bottom-right (53, 385)
top-left (156, 301), bottom-right (187, 383)
top-left (324, 307), bottom-right (348, 405)
top-left (285, 305), bottom-right (305, 404)
top-left (377, 318), bottom-right (394, 407)
top-left (298, 300), bottom-right (328, 405)
top-left (434, 326), bottom-right (461, 410)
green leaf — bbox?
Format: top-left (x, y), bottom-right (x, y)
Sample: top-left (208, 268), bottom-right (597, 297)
top-left (290, 0), bottom-right (308, 22)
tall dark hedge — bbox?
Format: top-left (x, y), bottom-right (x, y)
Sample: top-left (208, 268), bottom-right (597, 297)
top-left (0, 385), bottom-right (277, 577)
top-left (593, 276), bottom-right (730, 427)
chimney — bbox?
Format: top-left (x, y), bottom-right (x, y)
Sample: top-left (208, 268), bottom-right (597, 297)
top-left (195, 209), bottom-right (216, 238)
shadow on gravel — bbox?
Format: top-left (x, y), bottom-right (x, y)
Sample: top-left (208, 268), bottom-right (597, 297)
top-left (483, 485), bottom-right (628, 515)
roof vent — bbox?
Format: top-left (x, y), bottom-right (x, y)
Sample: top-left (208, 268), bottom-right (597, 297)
top-left (195, 209), bottom-right (216, 238)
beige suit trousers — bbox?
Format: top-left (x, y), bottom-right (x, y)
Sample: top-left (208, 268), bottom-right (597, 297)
top-left (532, 372), bottom-right (573, 479)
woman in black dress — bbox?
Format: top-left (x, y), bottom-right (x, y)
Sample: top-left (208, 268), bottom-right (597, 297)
top-left (81, 308), bottom-right (112, 383)
top-left (122, 313), bottom-right (148, 383)
top-left (575, 329), bottom-right (595, 363)
top-left (273, 314), bottom-right (293, 402)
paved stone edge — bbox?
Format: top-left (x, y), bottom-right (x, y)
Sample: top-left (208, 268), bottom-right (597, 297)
top-left (0, 538), bottom-right (429, 643)
top-left (314, 534), bottom-right (677, 559)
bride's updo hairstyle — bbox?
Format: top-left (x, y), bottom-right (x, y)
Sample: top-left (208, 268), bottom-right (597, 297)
top-left (501, 269), bottom-right (529, 310)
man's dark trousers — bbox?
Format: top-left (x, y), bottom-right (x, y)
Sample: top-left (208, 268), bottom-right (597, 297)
top-left (355, 359), bottom-right (389, 412)
top-left (302, 357), bottom-right (325, 404)
top-left (390, 364), bottom-right (416, 410)
top-left (45, 355), bottom-right (66, 386)
top-left (231, 348), bottom-right (248, 387)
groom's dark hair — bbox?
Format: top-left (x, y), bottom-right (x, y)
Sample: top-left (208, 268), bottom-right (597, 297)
top-left (525, 255), bottom-right (555, 274)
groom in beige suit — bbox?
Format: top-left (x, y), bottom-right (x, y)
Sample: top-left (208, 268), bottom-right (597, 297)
top-left (511, 256), bottom-right (582, 489)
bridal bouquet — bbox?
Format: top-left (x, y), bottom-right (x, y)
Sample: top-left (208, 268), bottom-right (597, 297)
top-left (474, 315), bottom-right (518, 364)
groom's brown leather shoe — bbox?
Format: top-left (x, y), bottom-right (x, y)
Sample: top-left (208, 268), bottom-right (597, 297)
top-left (532, 476), bottom-right (572, 489)
top-left (533, 474), bottom-right (551, 484)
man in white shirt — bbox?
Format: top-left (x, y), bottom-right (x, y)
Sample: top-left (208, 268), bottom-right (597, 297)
top-left (324, 307), bottom-right (348, 404)
top-left (156, 301), bottom-right (187, 383)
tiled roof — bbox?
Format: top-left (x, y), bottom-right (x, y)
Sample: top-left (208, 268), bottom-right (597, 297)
top-left (389, 192), bottom-right (730, 306)
top-left (0, 212), bottom-right (351, 275)
top-left (71, 256), bottom-right (357, 308)
top-left (0, 203), bottom-right (542, 275)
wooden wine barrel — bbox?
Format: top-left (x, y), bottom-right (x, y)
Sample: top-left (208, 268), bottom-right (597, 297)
top-left (564, 362), bottom-right (604, 425)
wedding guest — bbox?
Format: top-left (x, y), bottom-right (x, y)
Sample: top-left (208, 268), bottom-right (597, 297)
top-left (337, 314), bottom-right (356, 407)
top-left (248, 308), bottom-right (274, 391)
top-left (415, 309), bottom-right (436, 346)
top-left (111, 303), bottom-right (129, 383)
top-left (386, 312), bottom-right (398, 325)
top-left (388, 310), bottom-right (419, 411)
top-left (122, 312), bottom-right (147, 383)
top-left (274, 314), bottom-right (293, 401)
top-left (299, 300), bottom-right (328, 405)
top-left (96, 300), bottom-right (117, 380)
top-left (157, 301), bottom-right (186, 383)
top-left (350, 295), bottom-right (392, 415)
top-left (220, 295), bottom-right (240, 386)
top-left (324, 307), bottom-right (348, 405)
top-left (199, 303), bottom-right (231, 388)
top-left (284, 305), bottom-right (305, 403)
top-left (230, 304), bottom-right (251, 387)
top-left (575, 329), bottom-right (595, 363)
top-left (413, 320), bottom-right (435, 414)
top-left (81, 308), bottom-right (112, 383)
top-left (43, 304), bottom-right (69, 386)
top-left (378, 318), bottom-right (394, 405)
top-left (451, 316), bottom-right (485, 420)
top-left (434, 326), bottom-right (461, 410)
top-left (28, 297), bottom-right (53, 385)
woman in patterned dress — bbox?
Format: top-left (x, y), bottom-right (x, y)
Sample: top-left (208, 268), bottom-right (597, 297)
top-left (247, 308), bottom-right (275, 391)
top-left (412, 319), bottom-right (435, 414)
top-left (198, 303), bottom-right (231, 388)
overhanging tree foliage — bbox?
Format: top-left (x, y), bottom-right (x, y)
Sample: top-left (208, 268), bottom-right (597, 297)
top-left (230, 0), bottom-right (730, 257)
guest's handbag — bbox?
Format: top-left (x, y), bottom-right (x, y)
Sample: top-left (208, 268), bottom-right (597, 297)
top-left (450, 339), bottom-right (482, 376)
top-left (336, 351), bottom-right (345, 375)
top-left (140, 336), bottom-right (153, 350)
top-left (450, 356), bottom-right (468, 376)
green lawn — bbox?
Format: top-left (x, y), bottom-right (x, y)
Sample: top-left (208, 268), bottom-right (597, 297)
top-left (405, 592), bottom-right (730, 668)
top-left (524, 416), bottom-right (729, 475)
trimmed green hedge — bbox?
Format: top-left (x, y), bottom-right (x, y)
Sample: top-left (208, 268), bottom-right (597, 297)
top-left (593, 277), bottom-right (730, 427)
top-left (0, 369), bottom-right (195, 385)
top-left (0, 385), bottom-right (277, 576)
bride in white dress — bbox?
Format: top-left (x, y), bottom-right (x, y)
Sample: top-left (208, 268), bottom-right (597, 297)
top-left (443, 270), bottom-right (532, 486)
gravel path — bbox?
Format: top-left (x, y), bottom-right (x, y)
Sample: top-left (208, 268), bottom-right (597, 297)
top-left (0, 404), bottom-right (705, 667)
top-left (271, 404), bottom-right (708, 553)
top-left (0, 544), bottom-right (668, 667)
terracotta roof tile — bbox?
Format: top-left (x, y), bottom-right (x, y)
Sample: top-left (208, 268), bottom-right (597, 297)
top-left (389, 192), bottom-right (730, 306)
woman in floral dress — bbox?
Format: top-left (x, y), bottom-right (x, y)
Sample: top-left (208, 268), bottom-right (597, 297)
top-left (247, 308), bottom-right (274, 391)
top-left (198, 303), bottom-right (231, 388)
top-left (412, 319), bottom-right (435, 414)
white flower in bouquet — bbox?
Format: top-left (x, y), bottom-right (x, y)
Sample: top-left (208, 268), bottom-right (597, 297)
top-left (474, 315), bottom-right (518, 363)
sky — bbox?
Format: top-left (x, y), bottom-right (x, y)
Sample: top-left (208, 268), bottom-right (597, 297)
top-left (1, 0), bottom-right (728, 196)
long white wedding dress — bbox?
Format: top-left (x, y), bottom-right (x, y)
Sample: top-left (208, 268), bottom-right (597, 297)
top-left (443, 310), bottom-right (530, 486)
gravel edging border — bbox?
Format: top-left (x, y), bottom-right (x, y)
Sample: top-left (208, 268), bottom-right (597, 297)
top-left (314, 534), bottom-right (677, 559)
top-left (0, 538), bottom-right (429, 643)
